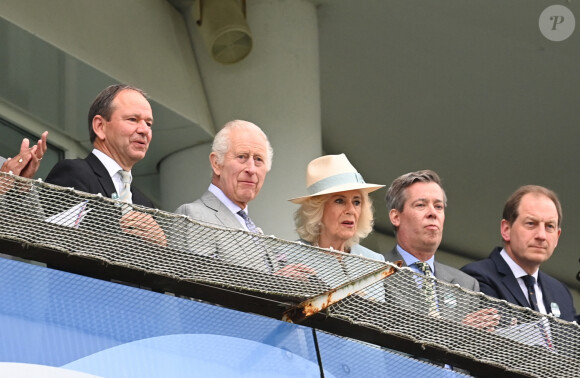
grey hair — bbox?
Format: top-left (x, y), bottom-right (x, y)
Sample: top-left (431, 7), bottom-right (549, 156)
top-left (385, 169), bottom-right (447, 234)
top-left (385, 170), bottom-right (447, 214)
top-left (294, 191), bottom-right (375, 250)
top-left (212, 120), bottom-right (274, 171)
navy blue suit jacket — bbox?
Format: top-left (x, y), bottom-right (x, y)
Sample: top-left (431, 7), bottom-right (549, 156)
top-left (45, 152), bottom-right (153, 208)
top-left (461, 247), bottom-right (576, 322)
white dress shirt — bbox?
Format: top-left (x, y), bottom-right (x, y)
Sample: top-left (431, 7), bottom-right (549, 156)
top-left (92, 149), bottom-right (132, 203)
top-left (208, 183), bottom-right (250, 231)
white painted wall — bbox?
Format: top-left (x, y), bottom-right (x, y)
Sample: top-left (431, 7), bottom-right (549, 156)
top-left (0, 0), bottom-right (213, 134)
top-left (163, 0), bottom-right (323, 240)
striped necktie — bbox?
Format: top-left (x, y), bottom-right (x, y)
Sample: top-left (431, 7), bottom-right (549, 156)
top-left (117, 170), bottom-right (132, 203)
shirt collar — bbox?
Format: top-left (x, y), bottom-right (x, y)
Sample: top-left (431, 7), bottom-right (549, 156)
top-left (397, 244), bottom-right (436, 273)
top-left (499, 248), bottom-right (539, 280)
top-left (92, 148), bottom-right (130, 179)
top-left (208, 183), bottom-right (247, 215)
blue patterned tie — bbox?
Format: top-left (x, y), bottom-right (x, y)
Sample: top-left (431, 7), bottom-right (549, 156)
top-left (237, 210), bottom-right (262, 234)
top-left (237, 210), bottom-right (272, 271)
top-left (117, 170), bottom-right (132, 203)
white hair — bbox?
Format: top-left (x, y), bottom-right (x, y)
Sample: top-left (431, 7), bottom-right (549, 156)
top-left (212, 120), bottom-right (274, 171)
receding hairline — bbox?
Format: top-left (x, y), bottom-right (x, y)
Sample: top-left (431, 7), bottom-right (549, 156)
top-left (514, 192), bottom-right (560, 222)
top-left (112, 89), bottom-right (153, 120)
top-left (503, 185), bottom-right (562, 228)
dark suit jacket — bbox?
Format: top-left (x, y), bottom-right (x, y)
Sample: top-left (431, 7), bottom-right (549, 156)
top-left (461, 247), bottom-right (576, 322)
top-left (45, 152), bottom-right (153, 208)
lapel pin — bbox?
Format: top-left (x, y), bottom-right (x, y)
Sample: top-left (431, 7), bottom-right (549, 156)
top-left (550, 302), bottom-right (561, 318)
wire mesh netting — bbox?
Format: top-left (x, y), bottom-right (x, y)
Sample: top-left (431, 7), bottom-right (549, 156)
top-left (0, 173), bottom-right (578, 377)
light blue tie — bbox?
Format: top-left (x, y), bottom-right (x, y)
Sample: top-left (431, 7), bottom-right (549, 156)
top-left (117, 170), bottom-right (132, 203)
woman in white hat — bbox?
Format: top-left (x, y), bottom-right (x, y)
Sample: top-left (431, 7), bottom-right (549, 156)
top-left (290, 154), bottom-right (385, 260)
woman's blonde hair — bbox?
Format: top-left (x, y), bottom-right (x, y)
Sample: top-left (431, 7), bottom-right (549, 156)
top-left (294, 190), bottom-right (375, 250)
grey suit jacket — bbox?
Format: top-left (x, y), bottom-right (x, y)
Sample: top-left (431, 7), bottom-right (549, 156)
top-left (384, 247), bottom-right (479, 291)
top-left (176, 191), bottom-right (243, 229)
top-left (175, 191), bottom-right (274, 273)
top-left (383, 246), bottom-right (482, 322)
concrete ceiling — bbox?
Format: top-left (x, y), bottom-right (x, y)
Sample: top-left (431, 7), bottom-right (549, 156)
top-left (316, 0), bottom-right (580, 290)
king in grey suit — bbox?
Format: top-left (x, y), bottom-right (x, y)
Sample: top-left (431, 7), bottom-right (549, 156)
top-left (175, 120), bottom-right (275, 272)
top-left (177, 190), bottom-right (244, 229)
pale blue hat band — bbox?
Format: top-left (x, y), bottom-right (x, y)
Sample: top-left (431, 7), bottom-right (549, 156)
top-left (307, 172), bottom-right (365, 195)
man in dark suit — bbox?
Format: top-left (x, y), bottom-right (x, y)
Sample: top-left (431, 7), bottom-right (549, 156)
top-left (461, 185), bottom-right (576, 322)
top-left (45, 84), bottom-right (165, 246)
top-left (385, 170), bottom-right (499, 328)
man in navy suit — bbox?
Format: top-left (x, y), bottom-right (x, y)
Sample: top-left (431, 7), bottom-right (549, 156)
top-left (46, 84), bottom-right (165, 246)
top-left (461, 185), bottom-right (576, 322)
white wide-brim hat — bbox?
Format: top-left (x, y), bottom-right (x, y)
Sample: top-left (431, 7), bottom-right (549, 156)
top-left (289, 154), bottom-right (385, 204)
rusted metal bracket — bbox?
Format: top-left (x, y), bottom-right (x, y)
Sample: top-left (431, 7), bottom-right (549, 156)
top-left (282, 260), bottom-right (402, 324)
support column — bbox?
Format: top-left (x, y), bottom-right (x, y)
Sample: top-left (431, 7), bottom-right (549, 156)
top-left (160, 142), bottom-right (213, 212)
top-left (161, 0), bottom-right (322, 240)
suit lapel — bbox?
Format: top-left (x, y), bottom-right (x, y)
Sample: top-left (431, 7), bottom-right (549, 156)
top-left (537, 272), bottom-right (556, 316)
top-left (385, 247), bottom-right (405, 265)
top-left (433, 261), bottom-right (454, 283)
top-left (490, 249), bottom-right (530, 308)
top-left (201, 191), bottom-right (244, 229)
top-left (86, 153), bottom-right (117, 199)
